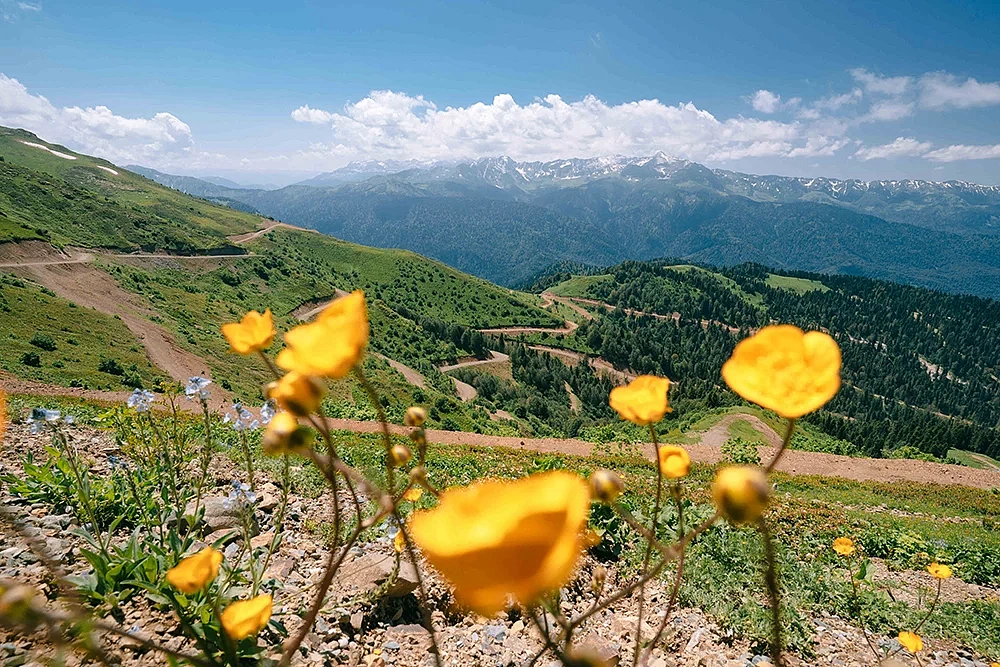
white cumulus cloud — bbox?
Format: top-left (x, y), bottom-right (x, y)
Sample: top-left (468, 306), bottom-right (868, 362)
top-left (750, 90), bottom-right (782, 114)
top-left (291, 90), bottom-right (842, 164)
top-left (923, 144), bottom-right (1000, 162)
top-left (849, 68), bottom-right (912, 96)
top-left (0, 73), bottom-right (195, 165)
top-left (853, 137), bottom-right (933, 161)
top-left (919, 73), bottom-right (1000, 110)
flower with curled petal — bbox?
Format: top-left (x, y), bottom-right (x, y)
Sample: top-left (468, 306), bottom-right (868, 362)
top-left (276, 291), bottom-right (368, 379)
top-left (609, 375), bottom-right (671, 426)
top-left (165, 547), bottom-right (223, 594)
top-left (898, 631), bottom-right (923, 653)
top-left (222, 309), bottom-right (275, 355)
top-left (221, 594), bottom-right (272, 639)
top-left (722, 325), bottom-right (841, 419)
top-left (409, 471), bottom-right (590, 615)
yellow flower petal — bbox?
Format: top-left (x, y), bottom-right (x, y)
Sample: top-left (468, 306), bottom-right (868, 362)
top-left (403, 487), bottom-right (423, 502)
top-left (898, 631), bottom-right (923, 653)
top-left (409, 471), bottom-right (590, 615)
top-left (221, 309), bottom-right (275, 355)
top-left (657, 445), bottom-right (691, 479)
top-left (712, 466), bottom-right (770, 524)
top-left (165, 547), bottom-right (223, 594)
top-left (276, 291), bottom-right (368, 379)
top-left (927, 562), bottom-right (952, 579)
top-left (833, 537), bottom-right (856, 557)
top-left (266, 371), bottom-right (325, 416)
top-left (394, 531), bottom-right (405, 554)
top-left (721, 325), bottom-right (841, 419)
top-left (609, 375), bottom-right (671, 426)
top-left (221, 594), bottom-right (272, 640)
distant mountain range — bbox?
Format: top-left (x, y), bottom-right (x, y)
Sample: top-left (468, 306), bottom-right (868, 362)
top-left (130, 155), bottom-right (1000, 298)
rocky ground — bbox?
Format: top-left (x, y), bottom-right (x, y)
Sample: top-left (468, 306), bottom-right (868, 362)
top-left (0, 422), bottom-right (996, 667)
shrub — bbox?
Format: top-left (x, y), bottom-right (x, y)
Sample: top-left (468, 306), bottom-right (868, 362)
top-left (721, 437), bottom-right (761, 466)
top-left (98, 358), bottom-right (124, 376)
top-left (20, 351), bottom-right (41, 367)
top-left (29, 332), bottom-right (58, 351)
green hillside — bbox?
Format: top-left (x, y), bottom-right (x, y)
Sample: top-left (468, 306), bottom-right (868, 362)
top-left (538, 260), bottom-right (1000, 460)
top-left (0, 127), bottom-right (257, 252)
top-left (0, 127), bottom-right (563, 432)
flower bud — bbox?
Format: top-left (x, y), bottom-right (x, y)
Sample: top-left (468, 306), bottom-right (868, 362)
top-left (409, 429), bottom-right (427, 447)
top-left (712, 466), bottom-right (770, 524)
top-left (589, 469), bottom-right (623, 504)
top-left (261, 412), bottom-right (312, 456)
top-left (404, 406), bottom-right (427, 427)
top-left (591, 566), bottom-right (607, 593)
top-left (410, 466), bottom-right (427, 484)
top-left (389, 444), bottom-right (412, 467)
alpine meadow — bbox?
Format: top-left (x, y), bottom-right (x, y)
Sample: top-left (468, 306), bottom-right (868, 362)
top-left (2, 4), bottom-right (1000, 667)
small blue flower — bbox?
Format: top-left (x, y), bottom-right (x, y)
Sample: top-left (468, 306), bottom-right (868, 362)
top-left (127, 388), bottom-right (155, 413)
top-left (260, 399), bottom-right (277, 425)
top-left (185, 376), bottom-right (212, 401)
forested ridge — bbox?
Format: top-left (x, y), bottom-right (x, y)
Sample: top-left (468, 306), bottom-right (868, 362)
top-left (552, 261), bottom-right (1000, 458)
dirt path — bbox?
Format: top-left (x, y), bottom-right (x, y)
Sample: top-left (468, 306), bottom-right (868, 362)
top-left (969, 453), bottom-right (1000, 471)
top-left (438, 350), bottom-right (510, 373)
top-left (227, 221), bottom-right (310, 245)
top-left (543, 292), bottom-right (595, 321)
top-left (317, 414), bottom-right (1000, 490)
top-left (565, 382), bottom-right (581, 413)
top-left (528, 345), bottom-right (638, 384)
top-left (478, 320), bottom-right (578, 335)
top-left (8, 262), bottom-right (231, 406)
top-left (376, 354), bottom-right (427, 389)
top-left (5, 372), bottom-right (999, 490)
top-left (699, 413), bottom-right (784, 448)
top-left (450, 377), bottom-right (477, 402)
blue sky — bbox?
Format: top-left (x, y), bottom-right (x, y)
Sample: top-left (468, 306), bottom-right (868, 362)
top-left (2, 0), bottom-right (999, 185)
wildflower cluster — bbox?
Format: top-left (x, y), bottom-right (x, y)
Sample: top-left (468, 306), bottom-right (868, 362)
top-left (5, 294), bottom-right (989, 667)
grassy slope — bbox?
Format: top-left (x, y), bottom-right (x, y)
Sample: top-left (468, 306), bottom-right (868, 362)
top-left (766, 272), bottom-right (830, 294)
top-left (547, 274), bottom-right (613, 298)
top-left (0, 127), bottom-right (258, 251)
top-left (0, 127), bottom-right (556, 405)
top-left (0, 274), bottom-right (161, 389)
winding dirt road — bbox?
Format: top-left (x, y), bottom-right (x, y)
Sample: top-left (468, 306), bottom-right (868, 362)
top-left (4, 373), bottom-right (999, 489)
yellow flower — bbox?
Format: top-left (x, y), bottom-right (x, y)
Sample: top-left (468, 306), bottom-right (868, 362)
top-left (221, 309), bottom-right (275, 355)
top-left (165, 547), bottom-right (223, 594)
top-left (394, 531), bottom-right (405, 554)
top-left (276, 291), bottom-right (368, 379)
top-left (221, 594), bottom-right (272, 640)
top-left (833, 537), bottom-right (856, 557)
top-left (409, 471), bottom-right (590, 615)
top-left (898, 631), bottom-right (923, 653)
top-left (266, 371), bottom-right (325, 416)
top-left (588, 469), bottom-right (624, 504)
top-left (609, 375), bottom-right (672, 425)
top-left (403, 487), bottom-right (423, 502)
top-left (658, 445), bottom-right (691, 479)
top-left (712, 466), bottom-right (770, 524)
top-left (927, 562), bottom-right (952, 580)
top-left (721, 325), bottom-right (841, 419)
top-left (261, 412), bottom-right (311, 456)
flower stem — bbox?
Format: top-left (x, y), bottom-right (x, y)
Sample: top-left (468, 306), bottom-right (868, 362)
top-left (757, 519), bottom-right (784, 667)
